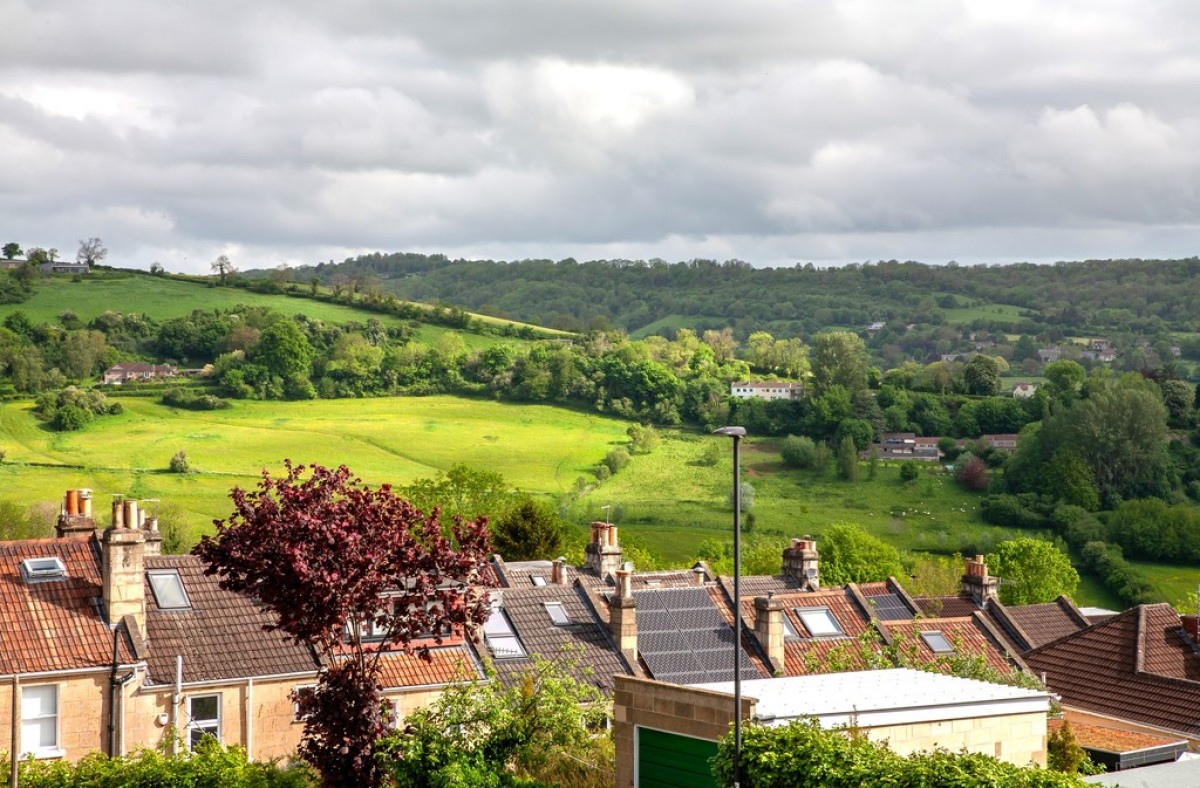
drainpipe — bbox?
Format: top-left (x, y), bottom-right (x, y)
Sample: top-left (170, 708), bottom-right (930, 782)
top-left (108, 630), bottom-right (120, 756)
top-left (245, 678), bottom-right (254, 761)
top-left (172, 656), bottom-right (183, 754)
top-left (10, 674), bottom-right (19, 788)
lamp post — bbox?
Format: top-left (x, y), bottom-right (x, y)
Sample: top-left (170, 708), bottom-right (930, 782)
top-left (713, 425), bottom-right (746, 788)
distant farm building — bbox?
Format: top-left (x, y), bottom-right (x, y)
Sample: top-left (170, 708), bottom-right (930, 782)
top-left (102, 363), bottom-right (179, 385)
top-left (1011, 382), bottom-right (1038, 398)
top-left (730, 381), bottom-right (803, 401)
top-left (39, 262), bottom-right (90, 275)
top-left (874, 433), bottom-right (941, 461)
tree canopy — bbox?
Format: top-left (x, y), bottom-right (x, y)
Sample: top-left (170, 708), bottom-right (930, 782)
top-left (987, 538), bottom-right (1079, 605)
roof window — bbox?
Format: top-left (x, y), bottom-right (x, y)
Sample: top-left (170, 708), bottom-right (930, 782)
top-left (544, 601), bottom-right (571, 626)
top-left (531, 575), bottom-right (548, 587)
top-left (795, 607), bottom-right (843, 638)
top-left (921, 630), bottom-right (955, 654)
top-left (781, 612), bottom-right (800, 639)
top-left (20, 557), bottom-right (66, 583)
top-left (482, 601), bottom-right (527, 659)
top-left (147, 570), bottom-right (191, 609)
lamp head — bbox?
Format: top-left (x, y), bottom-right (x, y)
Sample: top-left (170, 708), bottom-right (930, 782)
top-left (712, 426), bottom-right (747, 438)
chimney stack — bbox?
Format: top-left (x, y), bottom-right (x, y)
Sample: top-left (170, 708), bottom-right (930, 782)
top-left (56, 489), bottom-right (98, 538)
top-left (782, 537), bottom-right (820, 590)
top-left (962, 554), bottom-right (999, 606)
top-left (691, 563), bottom-right (706, 586)
top-left (144, 513), bottom-right (163, 557)
top-left (754, 593), bottom-right (786, 674)
top-left (585, 521), bottom-right (623, 580)
top-left (1182, 615), bottom-right (1200, 643)
top-left (551, 556), bottom-right (569, 586)
top-left (102, 514), bottom-right (146, 640)
top-left (610, 566), bottom-right (637, 657)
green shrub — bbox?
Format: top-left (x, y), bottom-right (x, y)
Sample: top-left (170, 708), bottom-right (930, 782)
top-left (169, 450), bottom-right (191, 473)
top-left (780, 435), bottom-right (818, 468)
top-left (899, 463), bottom-right (920, 482)
top-left (603, 447), bottom-right (631, 474)
top-left (162, 387), bottom-right (232, 410)
top-left (712, 719), bottom-right (1087, 788)
top-left (11, 738), bottom-right (317, 787)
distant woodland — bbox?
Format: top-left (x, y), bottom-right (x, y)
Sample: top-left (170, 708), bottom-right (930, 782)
top-left (277, 254), bottom-right (1200, 340)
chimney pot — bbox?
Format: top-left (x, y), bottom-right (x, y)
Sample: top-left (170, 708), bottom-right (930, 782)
top-left (551, 556), bottom-right (569, 585)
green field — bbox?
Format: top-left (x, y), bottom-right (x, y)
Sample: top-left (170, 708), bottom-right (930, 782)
top-left (0, 396), bottom-right (630, 543)
top-left (568, 435), bottom-right (1023, 565)
top-left (630, 314), bottom-right (725, 339)
top-left (941, 302), bottom-right (1033, 326)
top-left (0, 273), bottom-right (528, 350)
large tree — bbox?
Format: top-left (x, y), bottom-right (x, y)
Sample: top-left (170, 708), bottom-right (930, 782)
top-left (819, 523), bottom-right (904, 584)
top-left (490, 497), bottom-right (566, 561)
top-left (811, 331), bottom-right (870, 396)
top-left (194, 462), bottom-right (493, 787)
top-left (210, 254), bottom-right (238, 285)
top-left (76, 236), bottom-right (107, 266)
top-left (1, 242), bottom-right (20, 259)
top-left (254, 319), bottom-right (314, 381)
top-left (987, 537), bottom-right (1079, 605)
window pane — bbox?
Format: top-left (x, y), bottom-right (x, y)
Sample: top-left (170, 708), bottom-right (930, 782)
top-left (781, 614), bottom-right (800, 639)
top-left (148, 571), bottom-right (190, 609)
top-left (190, 695), bottom-right (219, 721)
top-left (23, 718), bottom-right (56, 750)
top-left (544, 601), bottom-right (571, 626)
top-left (21, 685), bottom-right (56, 718)
top-left (489, 635), bottom-right (527, 658)
top-left (796, 608), bottom-right (842, 637)
top-left (921, 631), bottom-right (955, 653)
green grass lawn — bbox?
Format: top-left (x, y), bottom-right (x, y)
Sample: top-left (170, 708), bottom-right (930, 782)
top-left (0, 395), bottom-right (629, 544)
top-left (1127, 560), bottom-right (1200, 609)
top-left (0, 273), bottom-right (525, 351)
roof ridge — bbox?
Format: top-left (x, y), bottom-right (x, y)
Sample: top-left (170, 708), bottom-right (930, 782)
top-left (986, 599), bottom-right (1035, 653)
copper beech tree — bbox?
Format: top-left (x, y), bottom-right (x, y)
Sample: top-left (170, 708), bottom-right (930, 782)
top-left (194, 462), bottom-right (493, 787)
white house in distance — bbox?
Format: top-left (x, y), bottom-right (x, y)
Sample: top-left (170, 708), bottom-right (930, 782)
top-left (730, 381), bottom-right (804, 401)
top-left (1012, 382), bottom-right (1038, 398)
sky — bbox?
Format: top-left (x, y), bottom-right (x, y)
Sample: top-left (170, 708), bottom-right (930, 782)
top-left (3, 1), bottom-right (1200, 273)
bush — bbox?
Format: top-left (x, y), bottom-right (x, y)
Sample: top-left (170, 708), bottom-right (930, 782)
top-left (697, 441), bottom-right (723, 467)
top-left (714, 718), bottom-right (1087, 788)
top-left (955, 454), bottom-right (990, 491)
top-left (899, 463), bottom-right (920, 482)
top-left (162, 387), bottom-right (232, 410)
top-left (53, 403), bottom-right (93, 431)
top-left (603, 447), bottom-right (631, 474)
top-left (169, 450), bottom-right (190, 473)
top-left (780, 435), bottom-right (818, 468)
top-left (11, 739), bottom-right (317, 787)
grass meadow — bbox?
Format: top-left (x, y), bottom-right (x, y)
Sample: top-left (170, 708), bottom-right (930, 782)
top-left (0, 395), bottom-right (630, 544)
top-left (0, 273), bottom-right (532, 350)
top-left (941, 302), bottom-right (1032, 326)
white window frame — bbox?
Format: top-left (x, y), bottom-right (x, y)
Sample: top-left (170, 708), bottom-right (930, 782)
top-left (187, 693), bottom-right (222, 750)
top-left (921, 630), bottom-right (955, 654)
top-left (20, 684), bottom-right (62, 759)
top-left (147, 569), bottom-right (191, 609)
top-left (292, 684), bottom-right (316, 723)
top-left (795, 607), bottom-right (844, 638)
top-left (544, 600), bottom-right (571, 626)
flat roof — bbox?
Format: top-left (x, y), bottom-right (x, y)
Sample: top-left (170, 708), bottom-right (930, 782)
top-left (692, 668), bottom-right (1051, 728)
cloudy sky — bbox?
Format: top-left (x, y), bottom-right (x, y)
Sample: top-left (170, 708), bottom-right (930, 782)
top-left (3, 1), bottom-right (1200, 272)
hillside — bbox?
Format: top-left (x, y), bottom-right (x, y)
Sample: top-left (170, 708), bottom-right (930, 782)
top-left (266, 254), bottom-right (1200, 342)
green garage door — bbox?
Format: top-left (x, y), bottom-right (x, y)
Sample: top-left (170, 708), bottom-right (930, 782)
top-left (636, 726), bottom-right (719, 788)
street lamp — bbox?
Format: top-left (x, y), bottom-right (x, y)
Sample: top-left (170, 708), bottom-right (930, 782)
top-left (712, 425), bottom-right (746, 788)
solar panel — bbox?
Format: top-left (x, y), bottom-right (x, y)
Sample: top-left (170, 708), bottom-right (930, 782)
top-left (635, 587), bottom-right (761, 684)
top-left (865, 594), bottom-right (914, 621)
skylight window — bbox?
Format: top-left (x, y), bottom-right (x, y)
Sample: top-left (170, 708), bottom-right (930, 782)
top-left (482, 605), bottom-right (527, 659)
top-left (147, 570), bottom-right (191, 609)
top-left (781, 612), bottom-right (800, 639)
top-left (20, 557), bottom-right (66, 583)
top-left (921, 630), bottom-right (955, 654)
top-left (531, 576), bottom-right (548, 587)
top-left (795, 607), bottom-right (843, 637)
top-left (544, 601), bottom-right (571, 626)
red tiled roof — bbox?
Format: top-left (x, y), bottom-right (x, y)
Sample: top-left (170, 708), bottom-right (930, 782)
top-left (142, 555), bottom-right (318, 685)
top-left (915, 595), bottom-right (981, 618)
top-left (1025, 604), bottom-right (1200, 737)
top-left (0, 537), bottom-right (136, 674)
top-left (880, 616), bottom-right (1018, 675)
top-left (735, 588), bottom-right (877, 676)
top-left (1048, 719), bottom-right (1186, 755)
top-left (377, 647), bottom-right (480, 689)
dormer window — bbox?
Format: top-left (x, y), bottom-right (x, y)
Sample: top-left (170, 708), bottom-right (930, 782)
top-left (795, 607), bottom-right (843, 638)
top-left (20, 557), bottom-right (66, 584)
top-left (147, 570), bottom-right (191, 609)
